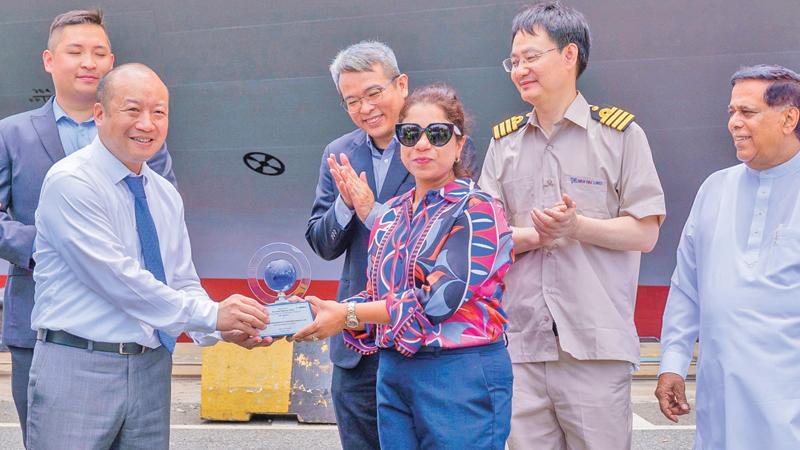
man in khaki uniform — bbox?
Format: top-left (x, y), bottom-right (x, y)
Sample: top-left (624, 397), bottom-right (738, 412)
top-left (479, 3), bottom-right (666, 449)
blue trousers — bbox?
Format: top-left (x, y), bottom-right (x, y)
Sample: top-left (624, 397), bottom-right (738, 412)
top-left (377, 342), bottom-right (512, 450)
top-left (332, 353), bottom-right (381, 449)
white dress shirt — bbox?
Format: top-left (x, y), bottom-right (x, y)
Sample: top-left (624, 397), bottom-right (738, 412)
top-left (659, 150), bottom-right (800, 449)
top-left (32, 137), bottom-right (219, 348)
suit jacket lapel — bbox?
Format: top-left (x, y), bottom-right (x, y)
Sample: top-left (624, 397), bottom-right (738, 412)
top-left (378, 140), bottom-right (411, 203)
top-left (31, 98), bottom-right (65, 164)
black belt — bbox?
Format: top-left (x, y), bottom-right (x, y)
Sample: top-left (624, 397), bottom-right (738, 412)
top-left (38, 329), bottom-right (151, 355)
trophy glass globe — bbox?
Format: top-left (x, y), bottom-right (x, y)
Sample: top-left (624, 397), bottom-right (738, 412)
top-left (247, 243), bottom-right (311, 304)
top-left (264, 259), bottom-right (297, 295)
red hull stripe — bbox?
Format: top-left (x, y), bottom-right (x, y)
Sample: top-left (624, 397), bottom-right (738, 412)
top-left (0, 277), bottom-right (668, 342)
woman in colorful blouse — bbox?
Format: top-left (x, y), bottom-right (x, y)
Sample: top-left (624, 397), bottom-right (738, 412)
top-left (294, 84), bottom-right (514, 449)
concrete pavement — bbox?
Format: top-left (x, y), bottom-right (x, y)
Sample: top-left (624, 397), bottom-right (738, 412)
top-left (0, 343), bottom-right (698, 449)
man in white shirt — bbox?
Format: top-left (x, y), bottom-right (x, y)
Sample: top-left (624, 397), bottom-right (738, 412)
top-left (656, 64), bottom-right (800, 449)
top-left (0, 11), bottom-right (178, 443)
top-left (27, 63), bottom-right (271, 449)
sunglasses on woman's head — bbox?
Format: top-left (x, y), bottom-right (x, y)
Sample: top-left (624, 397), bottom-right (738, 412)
top-left (395, 123), bottom-right (462, 147)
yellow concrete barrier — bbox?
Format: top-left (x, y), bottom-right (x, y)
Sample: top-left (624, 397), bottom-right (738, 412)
top-left (201, 338), bottom-right (335, 423)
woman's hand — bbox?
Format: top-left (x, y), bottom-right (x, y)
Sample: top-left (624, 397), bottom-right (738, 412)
top-left (290, 296), bottom-right (347, 342)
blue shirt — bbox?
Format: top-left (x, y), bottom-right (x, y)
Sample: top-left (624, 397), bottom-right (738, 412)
top-left (52, 99), bottom-right (96, 156)
top-left (659, 149), bottom-right (800, 449)
top-left (334, 137), bottom-right (398, 228)
top-left (365, 135), bottom-right (397, 193)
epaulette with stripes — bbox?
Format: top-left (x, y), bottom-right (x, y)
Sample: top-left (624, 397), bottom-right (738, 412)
top-left (492, 112), bottom-right (532, 140)
top-left (590, 105), bottom-right (636, 131)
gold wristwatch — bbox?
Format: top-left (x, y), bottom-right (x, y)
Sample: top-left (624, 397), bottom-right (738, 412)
top-left (345, 301), bottom-right (359, 329)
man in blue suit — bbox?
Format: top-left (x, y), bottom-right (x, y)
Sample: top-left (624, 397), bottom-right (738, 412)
top-left (305, 41), bottom-right (477, 449)
top-left (0, 10), bottom-right (175, 444)
top-left (306, 40), bottom-right (410, 450)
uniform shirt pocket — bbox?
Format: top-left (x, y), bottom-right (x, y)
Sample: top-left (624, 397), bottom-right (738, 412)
top-left (561, 173), bottom-right (610, 219)
top-left (500, 175), bottom-right (538, 224)
top-left (766, 226), bottom-right (800, 286)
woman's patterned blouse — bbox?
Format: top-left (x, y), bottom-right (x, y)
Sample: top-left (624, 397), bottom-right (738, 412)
top-left (342, 178), bottom-right (514, 356)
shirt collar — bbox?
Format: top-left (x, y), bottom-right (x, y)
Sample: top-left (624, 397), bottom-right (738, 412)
top-left (404, 178), bottom-right (473, 205)
top-left (523, 91), bottom-right (590, 132)
top-left (746, 148), bottom-right (800, 179)
top-left (52, 98), bottom-right (95, 126)
top-left (564, 92), bottom-right (590, 129)
top-left (89, 135), bottom-right (153, 185)
top-left (366, 135), bottom-right (398, 156)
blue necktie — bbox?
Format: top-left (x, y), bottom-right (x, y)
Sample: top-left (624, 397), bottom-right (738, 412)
top-left (123, 175), bottom-right (177, 353)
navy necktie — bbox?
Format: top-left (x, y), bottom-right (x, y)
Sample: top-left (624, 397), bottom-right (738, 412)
top-left (123, 175), bottom-right (177, 353)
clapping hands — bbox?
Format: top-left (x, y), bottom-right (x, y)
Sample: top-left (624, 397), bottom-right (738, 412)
top-left (328, 153), bottom-right (375, 223)
top-left (531, 194), bottom-right (579, 243)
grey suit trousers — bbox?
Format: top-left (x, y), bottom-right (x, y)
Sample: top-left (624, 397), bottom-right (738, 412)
top-left (26, 340), bottom-right (172, 450)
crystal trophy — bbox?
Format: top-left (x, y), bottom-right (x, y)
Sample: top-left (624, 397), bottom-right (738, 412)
top-left (247, 243), bottom-right (314, 337)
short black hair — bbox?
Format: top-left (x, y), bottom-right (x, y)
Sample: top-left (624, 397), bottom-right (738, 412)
top-left (48, 9), bottom-right (106, 50)
top-left (511, 2), bottom-right (591, 78)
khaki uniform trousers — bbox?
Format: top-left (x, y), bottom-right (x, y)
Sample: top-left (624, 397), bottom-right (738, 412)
top-left (508, 343), bottom-right (632, 450)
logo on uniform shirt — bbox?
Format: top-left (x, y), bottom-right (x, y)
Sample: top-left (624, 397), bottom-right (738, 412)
top-left (569, 176), bottom-right (605, 187)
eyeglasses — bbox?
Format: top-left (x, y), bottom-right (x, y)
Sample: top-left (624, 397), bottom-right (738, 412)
top-left (502, 48), bottom-right (557, 72)
top-left (395, 123), bottom-right (462, 147)
top-left (341, 75), bottom-right (400, 112)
